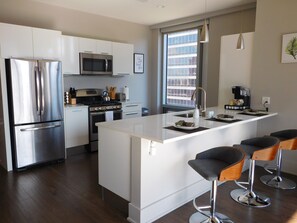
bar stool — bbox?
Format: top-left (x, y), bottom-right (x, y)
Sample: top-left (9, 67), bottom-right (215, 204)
top-left (230, 136), bottom-right (279, 208)
top-left (260, 129), bottom-right (297, 189)
top-left (188, 146), bottom-right (245, 223)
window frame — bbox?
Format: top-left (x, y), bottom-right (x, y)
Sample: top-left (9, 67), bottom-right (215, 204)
top-left (161, 26), bottom-right (204, 113)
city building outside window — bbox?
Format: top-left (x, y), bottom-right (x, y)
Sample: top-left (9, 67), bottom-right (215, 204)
top-left (162, 28), bottom-right (203, 112)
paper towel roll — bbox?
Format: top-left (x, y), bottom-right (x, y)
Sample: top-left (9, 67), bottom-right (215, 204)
top-left (123, 86), bottom-right (129, 101)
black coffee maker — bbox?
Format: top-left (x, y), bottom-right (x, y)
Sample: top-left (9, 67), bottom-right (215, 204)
top-left (232, 86), bottom-right (250, 107)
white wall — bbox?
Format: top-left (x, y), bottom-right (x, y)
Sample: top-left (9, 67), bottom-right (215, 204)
top-left (218, 32), bottom-right (254, 107)
top-left (207, 9), bottom-right (256, 106)
top-left (251, 0), bottom-right (297, 175)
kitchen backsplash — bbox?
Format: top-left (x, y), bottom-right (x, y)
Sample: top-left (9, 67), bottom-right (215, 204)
top-left (64, 75), bottom-right (146, 105)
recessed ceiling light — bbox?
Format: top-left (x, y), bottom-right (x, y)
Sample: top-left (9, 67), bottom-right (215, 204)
top-left (156, 5), bottom-right (165, 8)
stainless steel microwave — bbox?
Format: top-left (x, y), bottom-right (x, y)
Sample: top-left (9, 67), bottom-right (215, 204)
top-left (79, 53), bottom-right (113, 75)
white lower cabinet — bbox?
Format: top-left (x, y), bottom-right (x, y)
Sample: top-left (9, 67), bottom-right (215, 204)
top-left (122, 102), bottom-right (142, 119)
top-left (65, 106), bottom-right (89, 149)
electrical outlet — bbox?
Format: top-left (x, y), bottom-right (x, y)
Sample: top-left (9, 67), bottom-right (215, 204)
top-left (262, 97), bottom-right (270, 105)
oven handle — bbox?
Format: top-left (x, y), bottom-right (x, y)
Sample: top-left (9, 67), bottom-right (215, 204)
top-left (90, 111), bottom-right (106, 116)
top-left (90, 110), bottom-right (122, 116)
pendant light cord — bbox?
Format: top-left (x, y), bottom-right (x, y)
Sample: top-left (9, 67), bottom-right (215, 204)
top-left (205, 0), bottom-right (207, 20)
top-left (240, 10), bottom-right (242, 33)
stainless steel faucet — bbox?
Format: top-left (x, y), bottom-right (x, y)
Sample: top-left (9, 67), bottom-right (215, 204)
top-left (191, 87), bottom-right (207, 116)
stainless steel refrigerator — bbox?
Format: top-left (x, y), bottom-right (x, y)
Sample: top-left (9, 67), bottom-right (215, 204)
top-left (6, 58), bottom-right (65, 169)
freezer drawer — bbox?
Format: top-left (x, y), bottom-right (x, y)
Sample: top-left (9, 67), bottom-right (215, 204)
top-left (13, 121), bottom-right (65, 169)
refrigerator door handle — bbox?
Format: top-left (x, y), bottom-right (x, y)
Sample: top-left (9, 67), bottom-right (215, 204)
top-left (20, 124), bottom-right (61, 132)
top-left (105, 59), bottom-right (108, 71)
top-left (39, 64), bottom-right (45, 115)
top-left (35, 66), bottom-right (41, 115)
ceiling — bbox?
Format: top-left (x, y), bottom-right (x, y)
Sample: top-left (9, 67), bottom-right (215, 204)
top-left (30, 0), bottom-right (256, 26)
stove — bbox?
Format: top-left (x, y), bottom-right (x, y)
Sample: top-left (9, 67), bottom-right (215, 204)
top-left (76, 89), bottom-right (122, 111)
top-left (75, 89), bottom-right (123, 152)
top-left (88, 102), bottom-right (122, 112)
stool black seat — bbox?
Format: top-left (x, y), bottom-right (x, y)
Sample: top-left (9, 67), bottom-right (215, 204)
top-left (230, 136), bottom-right (279, 208)
top-left (260, 129), bottom-right (297, 189)
top-left (188, 146), bottom-right (245, 223)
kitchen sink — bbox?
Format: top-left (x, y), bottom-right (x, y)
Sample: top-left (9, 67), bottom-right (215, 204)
top-left (175, 113), bottom-right (194, 118)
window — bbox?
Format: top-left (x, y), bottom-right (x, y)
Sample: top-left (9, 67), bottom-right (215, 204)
top-left (162, 28), bottom-right (203, 112)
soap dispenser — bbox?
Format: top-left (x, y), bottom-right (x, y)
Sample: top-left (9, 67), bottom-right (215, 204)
top-left (193, 105), bottom-right (200, 126)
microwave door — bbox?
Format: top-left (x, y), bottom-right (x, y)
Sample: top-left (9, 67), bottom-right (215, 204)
top-left (80, 53), bottom-right (113, 75)
top-left (81, 57), bottom-right (105, 75)
top-left (107, 59), bottom-right (112, 72)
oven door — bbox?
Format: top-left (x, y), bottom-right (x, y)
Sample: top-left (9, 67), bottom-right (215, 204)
top-left (89, 111), bottom-right (105, 142)
top-left (89, 110), bottom-right (122, 142)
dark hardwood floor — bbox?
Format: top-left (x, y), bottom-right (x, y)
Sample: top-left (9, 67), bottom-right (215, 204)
top-left (0, 153), bottom-right (127, 223)
top-left (0, 152), bottom-right (296, 223)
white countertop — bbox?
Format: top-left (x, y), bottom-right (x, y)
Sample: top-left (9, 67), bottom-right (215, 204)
top-left (96, 107), bottom-right (277, 144)
top-left (64, 104), bottom-right (89, 108)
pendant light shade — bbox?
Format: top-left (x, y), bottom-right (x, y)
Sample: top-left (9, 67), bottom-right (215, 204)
top-left (200, 0), bottom-right (209, 43)
top-left (236, 10), bottom-right (245, 50)
top-left (200, 20), bottom-right (209, 43)
top-left (236, 33), bottom-right (245, 50)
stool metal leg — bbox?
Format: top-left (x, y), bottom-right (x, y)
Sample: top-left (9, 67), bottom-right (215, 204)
top-left (190, 180), bottom-right (233, 223)
top-left (231, 160), bottom-right (271, 208)
top-left (260, 149), bottom-right (296, 189)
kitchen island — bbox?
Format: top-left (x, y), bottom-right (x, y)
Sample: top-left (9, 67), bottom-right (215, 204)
top-left (96, 107), bottom-right (277, 223)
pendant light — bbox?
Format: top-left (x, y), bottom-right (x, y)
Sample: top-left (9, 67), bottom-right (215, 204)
top-left (236, 33), bottom-right (245, 50)
top-left (200, 0), bottom-right (209, 43)
top-left (236, 11), bottom-right (245, 50)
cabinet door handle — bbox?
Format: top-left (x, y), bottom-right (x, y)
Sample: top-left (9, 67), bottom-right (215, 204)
top-left (126, 105), bottom-right (138, 107)
top-left (126, 112), bottom-right (138, 116)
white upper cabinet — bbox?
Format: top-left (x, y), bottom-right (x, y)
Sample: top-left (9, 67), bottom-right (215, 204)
top-left (112, 42), bottom-right (134, 76)
top-left (32, 28), bottom-right (62, 60)
top-left (78, 37), bottom-right (97, 53)
top-left (97, 40), bottom-right (112, 55)
top-left (0, 23), bottom-right (34, 58)
top-left (79, 37), bottom-right (112, 55)
top-left (0, 23), bottom-right (62, 60)
top-left (62, 35), bottom-right (79, 75)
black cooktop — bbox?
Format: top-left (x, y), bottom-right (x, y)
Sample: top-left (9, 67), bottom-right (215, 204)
top-left (85, 100), bottom-right (121, 107)
top-left (76, 95), bottom-right (121, 107)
